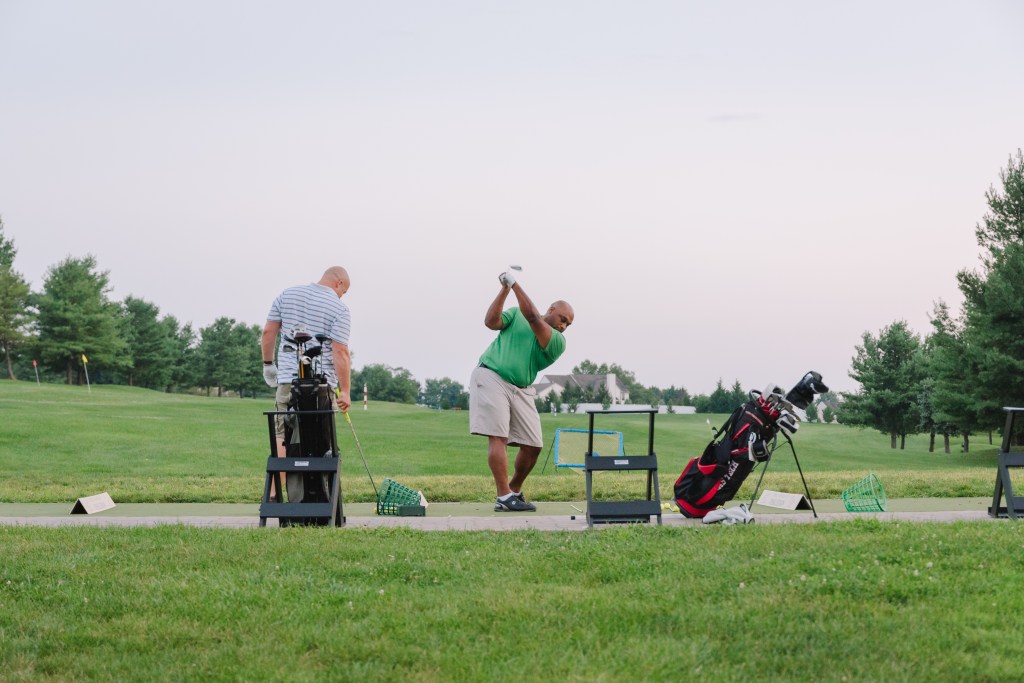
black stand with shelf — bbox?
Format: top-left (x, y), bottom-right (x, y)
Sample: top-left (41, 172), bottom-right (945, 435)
top-left (989, 406), bottom-right (1024, 520)
top-left (584, 409), bottom-right (662, 527)
top-left (260, 407), bottom-right (344, 527)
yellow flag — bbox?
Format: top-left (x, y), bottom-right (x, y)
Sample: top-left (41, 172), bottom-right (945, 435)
top-left (82, 354), bottom-right (88, 364)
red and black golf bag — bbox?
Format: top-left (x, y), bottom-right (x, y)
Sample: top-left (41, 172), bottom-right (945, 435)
top-left (673, 371), bottom-right (827, 518)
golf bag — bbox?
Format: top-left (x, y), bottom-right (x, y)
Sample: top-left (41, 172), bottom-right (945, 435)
top-left (283, 375), bottom-right (337, 507)
top-left (673, 371), bottom-right (828, 519)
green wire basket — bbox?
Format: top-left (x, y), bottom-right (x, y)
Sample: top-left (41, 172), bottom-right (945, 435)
top-left (376, 478), bottom-right (424, 516)
top-left (842, 472), bottom-right (887, 512)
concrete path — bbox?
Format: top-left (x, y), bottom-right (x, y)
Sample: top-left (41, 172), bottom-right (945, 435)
top-left (0, 497), bottom-right (1009, 530)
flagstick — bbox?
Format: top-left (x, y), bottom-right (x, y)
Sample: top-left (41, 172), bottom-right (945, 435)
top-left (83, 360), bottom-right (91, 394)
top-left (33, 360), bottom-right (40, 385)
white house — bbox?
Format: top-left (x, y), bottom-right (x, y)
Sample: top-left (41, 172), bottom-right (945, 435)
top-left (533, 372), bottom-right (630, 404)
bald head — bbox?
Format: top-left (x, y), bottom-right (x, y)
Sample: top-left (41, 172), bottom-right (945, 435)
top-left (319, 266), bottom-right (350, 297)
top-left (544, 300), bottom-right (574, 333)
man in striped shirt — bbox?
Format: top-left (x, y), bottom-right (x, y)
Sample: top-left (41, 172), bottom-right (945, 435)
top-left (261, 267), bottom-right (352, 498)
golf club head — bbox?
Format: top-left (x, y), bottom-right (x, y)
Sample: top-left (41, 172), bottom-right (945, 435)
top-left (282, 344), bottom-right (296, 353)
top-left (304, 346), bottom-right (322, 359)
top-left (315, 333), bottom-right (329, 344)
top-left (509, 264), bottom-right (523, 271)
top-left (291, 327), bottom-right (312, 344)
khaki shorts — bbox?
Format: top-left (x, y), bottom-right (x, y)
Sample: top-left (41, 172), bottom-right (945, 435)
top-left (469, 366), bottom-right (543, 448)
top-left (274, 383), bottom-right (339, 438)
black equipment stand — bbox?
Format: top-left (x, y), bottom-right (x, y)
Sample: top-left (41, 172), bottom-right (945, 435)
top-left (584, 409), bottom-right (662, 527)
top-left (989, 407), bottom-right (1024, 520)
top-left (747, 431), bottom-right (818, 518)
top-left (259, 408), bottom-right (345, 527)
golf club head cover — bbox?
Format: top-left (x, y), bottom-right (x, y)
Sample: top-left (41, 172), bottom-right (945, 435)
top-left (785, 371), bottom-right (829, 409)
top-left (262, 364), bottom-right (278, 387)
top-left (748, 432), bottom-right (771, 462)
top-left (499, 271), bottom-right (517, 287)
top-left (777, 409), bottom-right (799, 435)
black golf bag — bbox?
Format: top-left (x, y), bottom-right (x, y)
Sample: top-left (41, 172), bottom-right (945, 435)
top-left (673, 371), bottom-right (828, 518)
top-left (283, 375), bottom-right (338, 509)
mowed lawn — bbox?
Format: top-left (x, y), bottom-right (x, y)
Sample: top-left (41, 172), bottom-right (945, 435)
top-left (0, 381), bottom-right (1001, 504)
top-left (2, 382), bottom-right (1022, 682)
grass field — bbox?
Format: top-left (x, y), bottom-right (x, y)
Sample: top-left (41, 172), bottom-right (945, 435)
top-left (3, 522), bottom-right (1023, 681)
top-left (2, 382), bottom-right (1022, 681)
top-left (0, 381), bottom-right (1002, 504)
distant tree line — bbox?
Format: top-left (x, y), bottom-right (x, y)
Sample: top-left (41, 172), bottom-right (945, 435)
top-left (0, 223), bottom-right (469, 404)
top-left (840, 150), bottom-right (1024, 451)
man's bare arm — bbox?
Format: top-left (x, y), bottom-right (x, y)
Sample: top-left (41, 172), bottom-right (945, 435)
top-left (509, 283), bottom-right (552, 349)
top-left (332, 342), bottom-right (352, 411)
top-left (484, 285), bottom-right (512, 330)
top-left (261, 320), bottom-right (282, 362)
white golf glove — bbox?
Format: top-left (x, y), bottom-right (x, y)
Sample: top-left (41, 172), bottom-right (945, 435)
top-left (263, 364), bottom-right (278, 387)
top-left (499, 271), bottom-right (517, 288)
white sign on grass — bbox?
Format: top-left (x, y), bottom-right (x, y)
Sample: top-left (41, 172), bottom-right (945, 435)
top-left (70, 492), bottom-right (116, 515)
top-left (756, 489), bottom-right (811, 511)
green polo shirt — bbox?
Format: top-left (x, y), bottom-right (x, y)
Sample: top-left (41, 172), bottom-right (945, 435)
top-left (479, 307), bottom-right (566, 388)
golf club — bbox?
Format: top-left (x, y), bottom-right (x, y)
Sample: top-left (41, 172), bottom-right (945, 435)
top-left (344, 409), bottom-right (378, 497)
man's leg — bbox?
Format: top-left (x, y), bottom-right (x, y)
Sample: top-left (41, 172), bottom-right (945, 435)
top-left (487, 435), bottom-right (511, 497)
top-left (509, 445), bottom-right (542, 494)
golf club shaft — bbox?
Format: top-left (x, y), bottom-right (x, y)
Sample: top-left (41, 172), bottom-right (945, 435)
top-left (345, 411), bottom-right (378, 497)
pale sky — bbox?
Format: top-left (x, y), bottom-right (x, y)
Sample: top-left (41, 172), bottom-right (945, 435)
top-left (1, 1), bottom-right (1021, 395)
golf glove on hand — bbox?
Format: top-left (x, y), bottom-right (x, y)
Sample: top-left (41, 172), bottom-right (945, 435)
top-left (499, 271), bottom-right (517, 288)
top-left (262, 364), bottom-right (278, 387)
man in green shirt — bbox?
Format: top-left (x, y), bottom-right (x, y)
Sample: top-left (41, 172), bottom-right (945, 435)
top-left (470, 271), bottom-right (574, 511)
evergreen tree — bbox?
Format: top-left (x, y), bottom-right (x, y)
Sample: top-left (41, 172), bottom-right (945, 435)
top-left (0, 219), bottom-right (34, 379)
top-left (161, 316), bottom-right (198, 392)
top-left (841, 320), bottom-right (925, 449)
top-left (194, 317), bottom-right (236, 396)
top-left (951, 150), bottom-right (1024, 445)
top-left (35, 256), bottom-right (127, 384)
top-left (119, 296), bottom-right (176, 389)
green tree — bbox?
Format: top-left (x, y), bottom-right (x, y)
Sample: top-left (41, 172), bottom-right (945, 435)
top-left (928, 302), bottom-right (987, 453)
top-left (231, 322), bottom-right (265, 398)
top-left (420, 377), bottom-right (469, 410)
top-left (162, 316), bottom-right (199, 392)
top-left (353, 364), bottom-right (420, 404)
top-left (195, 318), bottom-right (238, 396)
top-left (561, 381), bottom-right (582, 413)
top-left (662, 384), bottom-right (691, 407)
top-left (119, 296), bottom-right (177, 389)
top-left (841, 320), bottom-right (925, 449)
top-left (821, 405), bottom-right (835, 424)
top-left (706, 379), bottom-right (740, 413)
top-left (951, 150), bottom-right (1024, 447)
top-left (971, 149), bottom-right (1024, 268)
top-left (35, 256), bottom-right (127, 384)
top-left (0, 219), bottom-right (35, 380)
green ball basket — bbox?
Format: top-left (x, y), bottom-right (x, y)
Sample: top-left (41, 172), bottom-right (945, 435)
top-left (842, 472), bottom-right (887, 512)
top-left (376, 478), bottom-right (424, 516)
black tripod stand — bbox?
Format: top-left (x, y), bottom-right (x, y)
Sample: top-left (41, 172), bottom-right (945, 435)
top-left (747, 430), bottom-right (817, 518)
